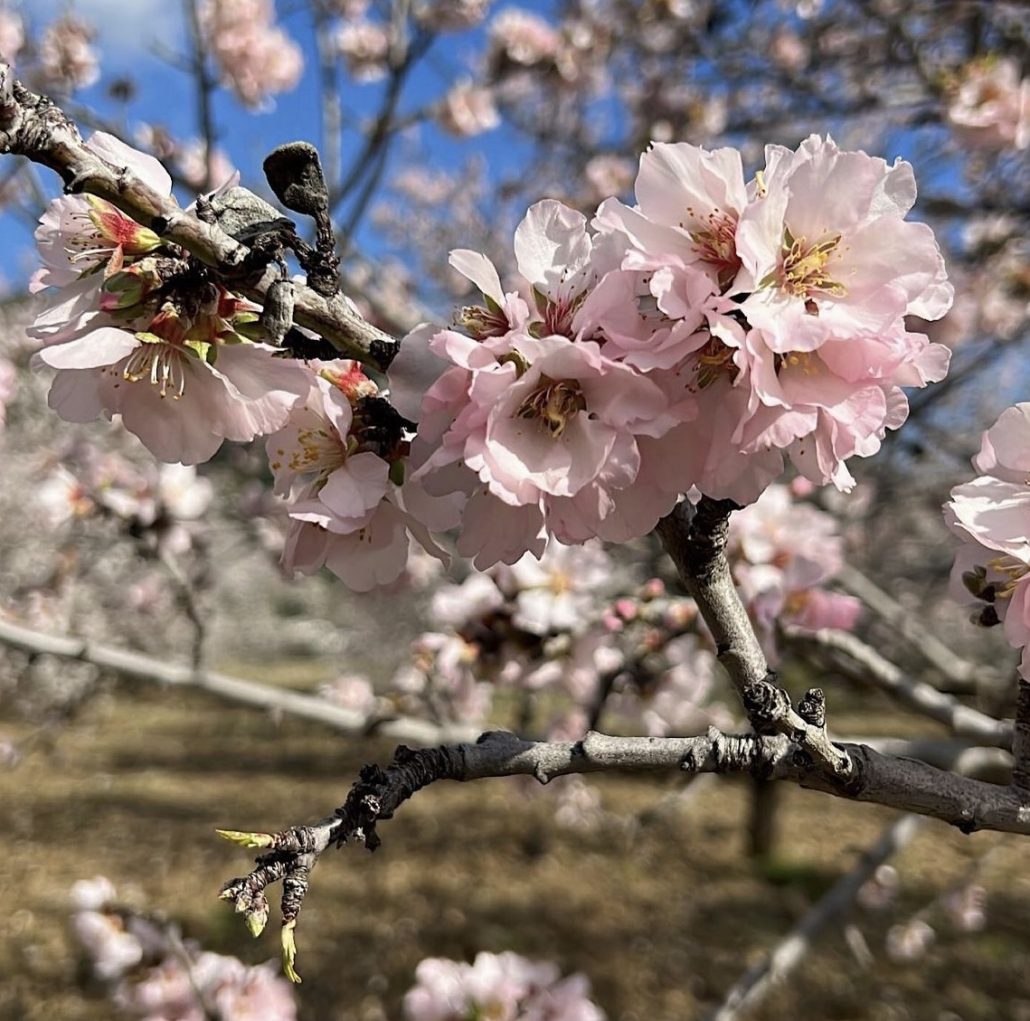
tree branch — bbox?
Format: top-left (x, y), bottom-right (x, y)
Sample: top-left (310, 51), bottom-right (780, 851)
top-left (655, 499), bottom-right (853, 779)
top-left (0, 615), bottom-right (477, 745)
top-left (784, 626), bottom-right (1014, 750)
top-left (705, 814), bottom-right (924, 1021)
top-left (0, 65), bottom-right (400, 371)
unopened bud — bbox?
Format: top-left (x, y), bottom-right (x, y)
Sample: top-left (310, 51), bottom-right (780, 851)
top-left (246, 894), bottom-right (270, 938)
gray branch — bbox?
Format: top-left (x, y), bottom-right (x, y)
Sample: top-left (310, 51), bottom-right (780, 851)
top-left (0, 615), bottom-right (477, 746)
top-left (785, 626), bottom-right (1014, 750)
top-left (705, 814), bottom-right (923, 1021)
top-left (0, 65), bottom-right (399, 370)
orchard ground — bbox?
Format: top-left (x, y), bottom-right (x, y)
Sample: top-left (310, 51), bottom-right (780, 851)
top-left (2, 665), bottom-right (1030, 1021)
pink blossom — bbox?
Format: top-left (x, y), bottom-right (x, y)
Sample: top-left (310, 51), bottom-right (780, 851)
top-left (729, 484), bottom-right (860, 654)
top-left (437, 81), bottom-right (501, 138)
top-left (200, 0), bottom-right (303, 107)
top-left (417, 0), bottom-right (490, 32)
top-left (72, 910), bottom-right (144, 980)
top-left (0, 9), bottom-right (24, 63)
top-left (886, 919), bottom-right (935, 963)
top-left (269, 365), bottom-right (448, 590)
top-left (319, 673), bottom-right (377, 714)
top-left (38, 15), bottom-right (99, 92)
top-left (946, 403), bottom-right (1030, 679)
top-left (948, 57), bottom-right (1030, 151)
top-left (495, 539), bottom-right (613, 635)
top-left (490, 9), bottom-right (562, 66)
top-left (335, 20), bottom-right (391, 82)
top-left (403, 952), bottom-right (604, 1021)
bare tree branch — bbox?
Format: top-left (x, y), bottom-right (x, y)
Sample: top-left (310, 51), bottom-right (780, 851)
top-left (785, 626), bottom-right (1014, 750)
top-left (834, 564), bottom-right (992, 691)
top-left (655, 499), bottom-right (853, 779)
top-left (705, 814), bottom-right (924, 1021)
top-left (0, 615), bottom-right (477, 746)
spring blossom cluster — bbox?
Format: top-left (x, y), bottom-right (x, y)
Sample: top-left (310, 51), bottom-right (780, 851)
top-left (70, 876), bottom-right (297, 1021)
top-left (31, 132), bottom-right (952, 589)
top-left (403, 951), bottom-right (604, 1021)
top-left (401, 134), bottom-right (951, 566)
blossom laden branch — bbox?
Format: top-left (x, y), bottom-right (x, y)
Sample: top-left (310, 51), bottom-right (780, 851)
top-left (0, 64), bottom-right (399, 370)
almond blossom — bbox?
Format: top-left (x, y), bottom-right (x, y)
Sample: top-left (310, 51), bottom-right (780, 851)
top-left (267, 362), bottom-right (450, 591)
top-left (37, 14), bottom-right (99, 93)
top-left (437, 81), bottom-right (501, 138)
top-left (200, 0), bottom-right (304, 107)
top-left (946, 403), bottom-right (1030, 679)
top-left (947, 56), bottom-right (1030, 152)
top-left (403, 952), bottom-right (605, 1021)
top-left (29, 132), bottom-right (310, 465)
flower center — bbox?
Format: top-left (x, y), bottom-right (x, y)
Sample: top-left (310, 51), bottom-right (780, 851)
top-left (516, 377), bottom-right (586, 438)
top-left (121, 335), bottom-right (189, 399)
top-left (693, 337), bottom-right (738, 389)
top-left (287, 427), bottom-right (348, 478)
top-left (776, 226), bottom-right (845, 299)
top-left (688, 208), bottom-right (741, 288)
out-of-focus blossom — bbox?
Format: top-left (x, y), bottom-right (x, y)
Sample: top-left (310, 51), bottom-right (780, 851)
top-left (490, 8), bottom-right (562, 66)
top-left (946, 403), bottom-right (1030, 679)
top-left (176, 139), bottom-right (238, 191)
top-left (729, 484), bottom-right (860, 657)
top-left (886, 919), bottom-right (935, 963)
top-left (72, 878), bottom-right (297, 1019)
top-left (943, 883), bottom-right (987, 933)
top-left (417, 0), bottom-right (490, 31)
top-left (319, 673), bottom-right (378, 714)
top-left (770, 29), bottom-right (808, 72)
top-left (200, 0), bottom-right (303, 107)
top-left (583, 154), bottom-right (634, 202)
top-left (72, 910), bottom-right (144, 981)
top-left (335, 19), bottom-right (391, 82)
top-left (496, 540), bottom-right (612, 635)
top-left (437, 81), bottom-right (501, 138)
top-left (38, 15), bottom-right (100, 92)
top-left (0, 8), bottom-right (23, 63)
top-left (947, 57), bottom-right (1030, 151)
top-left (857, 864), bottom-right (899, 911)
top-left (403, 951), bottom-right (604, 1021)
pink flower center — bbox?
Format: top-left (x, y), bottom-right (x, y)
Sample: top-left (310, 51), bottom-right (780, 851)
top-left (516, 377), bottom-right (586, 438)
top-left (688, 208), bottom-right (741, 288)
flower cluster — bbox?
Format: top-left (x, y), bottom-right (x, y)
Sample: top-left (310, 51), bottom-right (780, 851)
top-left (30, 132), bottom-right (311, 466)
top-left (266, 360), bottom-right (452, 591)
top-left (946, 403), bottom-right (1030, 679)
top-left (401, 135), bottom-right (951, 567)
top-left (70, 876), bottom-right (297, 1021)
top-left (199, 0), bottom-right (304, 108)
top-left (403, 951), bottom-right (604, 1021)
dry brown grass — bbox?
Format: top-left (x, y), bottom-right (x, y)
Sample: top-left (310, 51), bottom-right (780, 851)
top-left (2, 672), bottom-right (1030, 1021)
